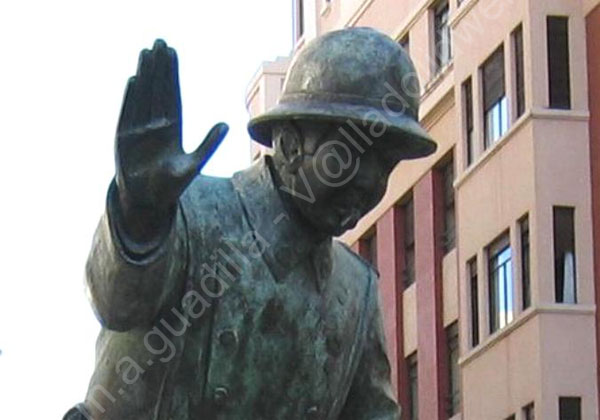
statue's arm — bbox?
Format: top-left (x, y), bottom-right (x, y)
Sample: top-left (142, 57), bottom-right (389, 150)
top-left (339, 276), bottom-right (401, 420)
top-left (85, 40), bottom-right (227, 332)
top-left (85, 179), bottom-right (187, 332)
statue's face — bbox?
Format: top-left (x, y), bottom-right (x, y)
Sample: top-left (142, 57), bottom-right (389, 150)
top-left (274, 121), bottom-right (399, 237)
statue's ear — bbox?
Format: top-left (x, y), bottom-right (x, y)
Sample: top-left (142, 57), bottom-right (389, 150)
top-left (274, 122), bottom-right (303, 173)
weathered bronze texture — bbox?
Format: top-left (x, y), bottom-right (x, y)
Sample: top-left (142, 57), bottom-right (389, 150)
top-left (65, 28), bottom-right (435, 420)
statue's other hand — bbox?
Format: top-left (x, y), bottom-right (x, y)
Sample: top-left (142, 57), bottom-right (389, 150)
top-left (114, 39), bottom-right (228, 241)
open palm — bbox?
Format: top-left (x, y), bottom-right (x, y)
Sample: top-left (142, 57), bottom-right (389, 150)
top-left (115, 39), bottom-right (228, 213)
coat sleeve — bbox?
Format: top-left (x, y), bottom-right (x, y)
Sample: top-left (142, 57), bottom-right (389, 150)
top-left (339, 274), bottom-right (401, 420)
top-left (85, 180), bottom-right (188, 332)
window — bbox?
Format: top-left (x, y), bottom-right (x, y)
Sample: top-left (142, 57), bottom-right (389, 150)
top-left (400, 33), bottom-right (410, 55)
top-left (468, 257), bottom-right (479, 347)
top-left (554, 207), bottom-right (576, 304)
top-left (547, 17), bottom-right (571, 109)
top-left (446, 322), bottom-right (460, 416)
top-left (434, 0), bottom-right (452, 73)
top-left (513, 24), bottom-right (526, 118)
top-left (407, 352), bottom-right (418, 420)
top-left (295, 0), bottom-right (305, 41)
top-left (505, 415), bottom-right (516, 420)
top-left (520, 215), bottom-right (531, 309)
top-left (403, 195), bottom-right (416, 287)
top-left (523, 402), bottom-right (535, 420)
top-left (463, 78), bottom-right (475, 166)
top-left (488, 234), bottom-right (513, 334)
top-left (440, 157), bottom-right (455, 252)
top-left (559, 397), bottom-right (581, 420)
top-left (482, 46), bottom-right (508, 148)
top-left (360, 229), bottom-right (378, 269)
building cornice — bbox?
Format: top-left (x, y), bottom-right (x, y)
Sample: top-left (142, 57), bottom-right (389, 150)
top-left (455, 108), bottom-right (591, 190)
top-left (459, 304), bottom-right (596, 368)
top-left (449, 0), bottom-right (479, 29)
top-left (455, 110), bottom-right (531, 190)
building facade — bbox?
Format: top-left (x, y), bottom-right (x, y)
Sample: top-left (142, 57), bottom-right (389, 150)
top-left (246, 0), bottom-right (600, 418)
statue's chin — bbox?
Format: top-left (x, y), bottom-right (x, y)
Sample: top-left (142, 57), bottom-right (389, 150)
top-left (314, 212), bottom-right (360, 238)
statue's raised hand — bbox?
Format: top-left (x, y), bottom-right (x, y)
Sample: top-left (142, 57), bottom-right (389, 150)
top-left (115, 40), bottom-right (228, 242)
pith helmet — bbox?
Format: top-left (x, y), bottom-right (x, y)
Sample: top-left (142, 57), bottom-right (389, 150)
top-left (248, 27), bottom-right (436, 159)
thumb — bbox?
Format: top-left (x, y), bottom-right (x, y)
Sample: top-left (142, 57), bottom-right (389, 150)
top-left (169, 122), bottom-right (229, 196)
top-left (192, 122), bottom-right (229, 171)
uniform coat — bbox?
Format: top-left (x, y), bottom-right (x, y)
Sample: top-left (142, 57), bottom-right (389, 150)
top-left (83, 156), bottom-right (400, 419)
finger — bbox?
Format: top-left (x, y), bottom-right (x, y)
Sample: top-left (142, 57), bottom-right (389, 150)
top-left (192, 123), bottom-right (229, 171)
top-left (162, 123), bottom-right (228, 201)
top-left (131, 48), bottom-right (154, 127)
top-left (150, 40), bottom-right (182, 133)
top-left (117, 76), bottom-right (136, 133)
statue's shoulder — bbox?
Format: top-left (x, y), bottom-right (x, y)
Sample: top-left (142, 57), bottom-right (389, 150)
top-left (332, 240), bottom-right (379, 280)
top-left (184, 173), bottom-right (235, 199)
top-left (331, 241), bottom-right (380, 315)
top-left (178, 174), bottom-right (242, 226)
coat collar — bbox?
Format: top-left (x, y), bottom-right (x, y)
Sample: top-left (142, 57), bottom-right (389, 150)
top-left (231, 156), bottom-right (332, 291)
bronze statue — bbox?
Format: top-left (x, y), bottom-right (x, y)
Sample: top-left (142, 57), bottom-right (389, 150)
top-left (65, 27), bottom-right (436, 419)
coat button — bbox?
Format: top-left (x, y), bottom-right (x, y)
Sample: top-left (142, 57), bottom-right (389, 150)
top-left (213, 387), bottom-right (229, 406)
top-left (306, 405), bottom-right (319, 419)
top-left (218, 329), bottom-right (238, 348)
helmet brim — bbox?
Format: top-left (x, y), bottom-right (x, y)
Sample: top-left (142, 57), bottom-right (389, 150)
top-left (248, 99), bottom-right (437, 159)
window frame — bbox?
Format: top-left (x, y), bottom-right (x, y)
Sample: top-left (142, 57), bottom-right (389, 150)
top-left (440, 155), bottom-right (455, 253)
top-left (482, 46), bottom-right (509, 148)
top-left (294, 0), bottom-right (305, 42)
top-left (468, 257), bottom-right (480, 347)
top-left (446, 322), bottom-right (460, 416)
top-left (433, 0), bottom-right (452, 74)
top-left (520, 215), bottom-right (531, 310)
top-left (407, 352), bottom-right (419, 420)
top-left (553, 206), bottom-right (577, 304)
top-left (400, 33), bottom-right (410, 56)
top-left (559, 396), bottom-right (581, 420)
top-left (463, 77), bottom-right (475, 166)
top-left (512, 24), bottom-right (526, 119)
top-left (359, 228), bottom-right (378, 269)
top-left (523, 402), bottom-right (535, 420)
top-left (488, 233), bottom-right (514, 334)
top-left (547, 16), bottom-right (571, 110)
top-left (403, 194), bottom-right (416, 288)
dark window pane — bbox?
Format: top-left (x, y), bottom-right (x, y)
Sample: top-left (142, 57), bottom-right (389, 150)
top-left (404, 195), bottom-right (416, 287)
top-left (559, 397), bottom-right (581, 420)
top-left (360, 230), bottom-right (378, 269)
top-left (521, 216), bottom-right (531, 309)
top-left (446, 322), bottom-right (460, 416)
top-left (523, 402), bottom-right (535, 420)
top-left (441, 156), bottom-right (455, 253)
top-left (554, 207), bottom-right (576, 303)
top-left (483, 46), bottom-right (505, 111)
top-left (400, 34), bottom-right (410, 55)
top-left (408, 353), bottom-right (418, 420)
top-left (547, 16), bottom-right (571, 109)
top-left (296, 0), bottom-right (304, 39)
top-left (463, 78), bottom-right (474, 165)
top-left (513, 25), bottom-right (525, 118)
top-left (469, 257), bottom-right (480, 346)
